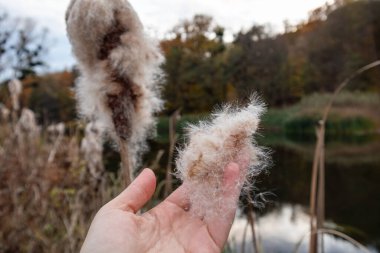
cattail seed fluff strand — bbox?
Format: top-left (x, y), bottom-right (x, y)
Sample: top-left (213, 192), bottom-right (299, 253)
top-left (175, 97), bottom-right (267, 219)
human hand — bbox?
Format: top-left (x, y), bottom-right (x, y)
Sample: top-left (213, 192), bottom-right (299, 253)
top-left (80, 163), bottom-right (241, 253)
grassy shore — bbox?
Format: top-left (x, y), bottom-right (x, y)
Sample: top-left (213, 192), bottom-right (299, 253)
top-left (156, 92), bottom-right (380, 142)
top-left (263, 91), bottom-right (380, 136)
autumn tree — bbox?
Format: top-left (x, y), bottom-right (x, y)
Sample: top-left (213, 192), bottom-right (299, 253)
top-left (300, 0), bottom-right (380, 92)
top-left (227, 0), bottom-right (380, 106)
top-left (161, 15), bottom-right (228, 113)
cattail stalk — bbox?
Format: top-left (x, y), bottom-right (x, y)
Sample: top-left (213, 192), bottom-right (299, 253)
top-left (296, 229), bottom-right (370, 253)
top-left (309, 60), bottom-right (380, 253)
top-left (66, 0), bottom-right (163, 186)
top-left (164, 109), bottom-right (181, 197)
top-left (119, 141), bottom-right (132, 184)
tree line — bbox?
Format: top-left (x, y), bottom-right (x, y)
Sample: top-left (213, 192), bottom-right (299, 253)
top-left (161, 0), bottom-right (380, 112)
top-left (1, 0), bottom-right (379, 122)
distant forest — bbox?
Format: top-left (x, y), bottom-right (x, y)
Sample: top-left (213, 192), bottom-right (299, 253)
top-left (1, 0), bottom-right (380, 122)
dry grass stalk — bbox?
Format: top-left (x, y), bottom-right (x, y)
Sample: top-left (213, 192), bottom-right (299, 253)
top-left (47, 123), bottom-right (66, 164)
top-left (296, 228), bottom-right (371, 253)
top-left (0, 103), bottom-right (10, 122)
top-left (80, 121), bottom-right (104, 181)
top-left (149, 149), bottom-right (165, 171)
top-left (247, 196), bottom-right (262, 253)
top-left (66, 0), bottom-right (163, 186)
top-left (164, 109), bottom-right (181, 197)
top-left (309, 60), bottom-right (380, 253)
top-left (317, 129), bottom-right (325, 253)
top-left (240, 220), bottom-right (249, 253)
top-left (0, 115), bottom-right (124, 252)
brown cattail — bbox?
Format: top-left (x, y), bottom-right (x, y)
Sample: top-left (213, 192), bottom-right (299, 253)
top-left (175, 97), bottom-right (267, 219)
top-left (66, 0), bottom-right (163, 185)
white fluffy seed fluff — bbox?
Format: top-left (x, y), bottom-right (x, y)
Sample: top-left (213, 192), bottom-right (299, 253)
top-left (81, 121), bottom-right (104, 179)
top-left (176, 98), bottom-right (266, 219)
top-left (15, 108), bottom-right (40, 140)
top-left (66, 0), bottom-right (163, 169)
top-left (8, 79), bottom-right (22, 111)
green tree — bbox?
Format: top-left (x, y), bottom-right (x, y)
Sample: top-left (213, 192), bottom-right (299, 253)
top-left (227, 25), bottom-right (290, 105)
top-left (25, 71), bottom-right (76, 123)
top-left (161, 15), bottom-right (228, 113)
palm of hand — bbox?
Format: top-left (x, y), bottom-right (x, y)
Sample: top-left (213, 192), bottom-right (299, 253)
top-left (81, 165), bottom-right (240, 253)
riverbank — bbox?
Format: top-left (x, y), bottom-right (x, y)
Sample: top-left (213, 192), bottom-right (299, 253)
top-left (157, 92), bottom-right (380, 142)
top-left (262, 92), bottom-right (380, 136)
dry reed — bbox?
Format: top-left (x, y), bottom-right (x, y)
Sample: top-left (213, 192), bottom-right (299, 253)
top-left (309, 60), bottom-right (380, 253)
top-left (0, 116), bottom-right (125, 253)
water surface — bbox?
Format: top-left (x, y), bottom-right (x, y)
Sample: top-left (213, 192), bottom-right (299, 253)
top-left (228, 133), bottom-right (380, 253)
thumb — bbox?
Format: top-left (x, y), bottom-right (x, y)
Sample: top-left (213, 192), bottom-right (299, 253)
top-left (108, 168), bottom-right (157, 213)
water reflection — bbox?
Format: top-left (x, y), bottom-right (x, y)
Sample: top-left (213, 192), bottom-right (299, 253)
top-left (226, 133), bottom-right (380, 253)
top-left (149, 132), bottom-right (380, 252)
top-left (229, 204), bottom-right (378, 253)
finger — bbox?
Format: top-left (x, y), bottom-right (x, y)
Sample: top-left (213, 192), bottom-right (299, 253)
top-left (206, 163), bottom-right (241, 248)
top-left (164, 184), bottom-right (191, 210)
top-left (108, 168), bottom-right (157, 213)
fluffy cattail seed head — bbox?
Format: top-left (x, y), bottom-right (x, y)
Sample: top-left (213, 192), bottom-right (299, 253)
top-left (175, 97), bottom-right (267, 219)
top-left (66, 0), bottom-right (163, 170)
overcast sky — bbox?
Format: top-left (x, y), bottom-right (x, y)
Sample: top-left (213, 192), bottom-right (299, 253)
top-left (0, 0), bottom-right (331, 72)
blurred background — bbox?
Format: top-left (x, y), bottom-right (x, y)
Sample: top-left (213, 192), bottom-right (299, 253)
top-left (0, 0), bottom-right (379, 252)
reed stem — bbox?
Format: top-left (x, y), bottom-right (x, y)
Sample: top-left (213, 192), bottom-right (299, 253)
top-left (120, 140), bottom-right (132, 186)
top-left (308, 60), bottom-right (380, 253)
top-left (247, 196), bottom-right (261, 253)
top-left (164, 109), bottom-right (180, 197)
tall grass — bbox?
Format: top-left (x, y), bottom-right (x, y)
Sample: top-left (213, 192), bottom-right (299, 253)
top-left (0, 118), bottom-right (124, 253)
top-left (261, 91), bottom-right (380, 136)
